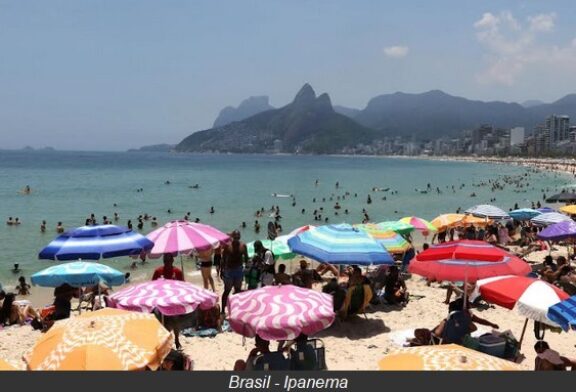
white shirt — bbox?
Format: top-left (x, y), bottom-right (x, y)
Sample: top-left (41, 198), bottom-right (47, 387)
top-left (263, 250), bottom-right (274, 266)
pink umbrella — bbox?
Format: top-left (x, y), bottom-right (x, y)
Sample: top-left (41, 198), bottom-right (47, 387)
top-left (107, 279), bottom-right (218, 316)
top-left (227, 285), bottom-right (335, 340)
top-left (146, 220), bottom-right (230, 257)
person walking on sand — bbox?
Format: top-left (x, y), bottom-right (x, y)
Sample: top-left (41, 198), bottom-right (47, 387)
top-left (221, 230), bottom-right (248, 313)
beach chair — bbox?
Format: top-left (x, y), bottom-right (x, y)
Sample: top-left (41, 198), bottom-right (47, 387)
top-left (288, 339), bottom-right (327, 370)
top-left (342, 284), bottom-right (373, 319)
top-left (251, 351), bottom-right (290, 371)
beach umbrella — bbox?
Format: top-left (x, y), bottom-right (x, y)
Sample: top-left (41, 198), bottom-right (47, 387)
top-left (287, 223), bottom-right (394, 266)
top-left (399, 217), bottom-right (436, 235)
top-left (546, 192), bottom-right (576, 203)
top-left (39, 224), bottom-right (154, 261)
top-left (31, 261), bottom-right (125, 288)
top-left (146, 220), bottom-right (230, 257)
top-left (464, 204), bottom-right (510, 220)
top-left (460, 215), bottom-right (493, 227)
top-left (24, 308), bottom-right (172, 371)
top-left (508, 208), bottom-right (542, 221)
top-left (377, 344), bottom-right (523, 371)
top-left (376, 221), bottom-right (414, 235)
top-left (408, 240), bottom-right (531, 283)
top-left (471, 275), bottom-right (568, 327)
top-left (530, 212), bottom-right (572, 226)
top-left (537, 220), bottom-right (576, 241)
top-left (559, 205), bottom-right (576, 215)
top-left (431, 214), bottom-right (465, 231)
top-left (0, 359), bottom-right (18, 371)
top-left (247, 225), bottom-right (315, 260)
top-left (227, 285), bottom-right (335, 340)
top-left (354, 224), bottom-right (410, 254)
top-left (537, 207), bottom-right (556, 213)
top-left (108, 279), bottom-right (218, 316)
top-left (547, 296), bottom-right (576, 331)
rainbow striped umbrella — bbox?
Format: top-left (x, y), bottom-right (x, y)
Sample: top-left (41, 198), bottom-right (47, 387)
top-left (376, 221), bottom-right (414, 235)
top-left (399, 217), bottom-right (437, 235)
top-left (146, 220), bottom-right (230, 257)
top-left (354, 224), bottom-right (410, 254)
top-left (287, 224), bottom-right (394, 266)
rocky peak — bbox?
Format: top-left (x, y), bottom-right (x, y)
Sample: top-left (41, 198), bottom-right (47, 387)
top-left (292, 83), bottom-right (317, 105)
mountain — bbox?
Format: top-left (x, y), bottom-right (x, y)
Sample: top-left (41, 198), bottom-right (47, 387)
top-left (333, 105), bottom-right (361, 119)
top-left (354, 90), bottom-right (540, 139)
top-left (213, 96), bottom-right (274, 127)
top-left (521, 100), bottom-right (545, 108)
top-left (176, 84), bottom-right (381, 154)
top-left (529, 94), bottom-right (576, 120)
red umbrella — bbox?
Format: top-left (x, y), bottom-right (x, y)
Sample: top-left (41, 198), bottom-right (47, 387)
top-left (408, 240), bottom-right (531, 283)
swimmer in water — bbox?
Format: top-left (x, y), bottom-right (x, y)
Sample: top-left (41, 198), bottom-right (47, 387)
top-left (40, 220), bottom-right (46, 233)
top-left (56, 222), bottom-right (64, 233)
top-left (6, 217), bottom-right (13, 226)
top-left (210, 206), bottom-right (215, 214)
top-left (23, 185), bottom-right (31, 194)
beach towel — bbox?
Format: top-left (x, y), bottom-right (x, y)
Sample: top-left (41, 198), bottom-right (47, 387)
top-left (181, 320), bottom-right (230, 338)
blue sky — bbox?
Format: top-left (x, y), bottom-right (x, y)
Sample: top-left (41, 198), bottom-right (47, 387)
top-left (1, 0), bottom-right (575, 150)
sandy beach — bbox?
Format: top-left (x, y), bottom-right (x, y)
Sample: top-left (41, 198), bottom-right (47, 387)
top-left (2, 250), bottom-right (575, 371)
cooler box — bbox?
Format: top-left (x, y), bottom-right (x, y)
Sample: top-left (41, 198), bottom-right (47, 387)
top-left (477, 333), bottom-right (506, 358)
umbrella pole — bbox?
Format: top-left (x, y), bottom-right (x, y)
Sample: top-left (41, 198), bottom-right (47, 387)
top-left (180, 254), bottom-right (185, 280)
top-left (518, 318), bottom-right (529, 350)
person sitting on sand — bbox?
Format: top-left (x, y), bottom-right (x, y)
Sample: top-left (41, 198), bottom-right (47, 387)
top-left (152, 253), bottom-right (184, 281)
top-left (52, 284), bottom-right (79, 321)
top-left (243, 335), bottom-right (272, 370)
top-left (15, 276), bottom-right (31, 296)
top-left (274, 264), bottom-right (292, 285)
top-left (322, 278), bottom-right (346, 312)
top-left (159, 349), bottom-right (192, 371)
top-left (383, 266), bottom-right (408, 305)
top-left (196, 304), bottom-right (222, 332)
top-left (292, 260), bottom-right (321, 289)
top-left (0, 292), bottom-right (41, 327)
top-left (534, 341), bottom-right (576, 371)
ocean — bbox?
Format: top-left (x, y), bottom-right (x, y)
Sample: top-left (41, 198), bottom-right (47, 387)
top-left (0, 150), bottom-right (571, 288)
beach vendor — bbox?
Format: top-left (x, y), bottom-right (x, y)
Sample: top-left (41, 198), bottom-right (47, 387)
top-left (152, 253), bottom-right (184, 281)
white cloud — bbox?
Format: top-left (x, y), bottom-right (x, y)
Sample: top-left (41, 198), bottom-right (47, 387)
top-left (473, 11), bottom-right (576, 85)
top-left (383, 46), bottom-right (409, 58)
top-left (528, 13), bottom-right (556, 32)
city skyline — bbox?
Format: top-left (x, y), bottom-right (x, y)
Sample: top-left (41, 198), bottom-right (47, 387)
top-left (1, 1), bottom-right (576, 150)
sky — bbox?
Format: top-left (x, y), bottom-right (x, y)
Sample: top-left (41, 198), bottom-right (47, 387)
top-left (1, 0), bottom-right (575, 150)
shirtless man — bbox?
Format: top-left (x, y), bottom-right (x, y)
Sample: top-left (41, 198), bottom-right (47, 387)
top-left (221, 230), bottom-right (248, 313)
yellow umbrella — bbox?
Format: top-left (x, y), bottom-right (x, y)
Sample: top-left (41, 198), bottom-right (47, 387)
top-left (461, 215), bottom-right (492, 227)
top-left (24, 308), bottom-right (173, 371)
top-left (0, 358), bottom-right (18, 371)
top-left (559, 205), bottom-right (576, 215)
top-left (378, 344), bottom-right (523, 371)
top-left (431, 214), bottom-right (465, 230)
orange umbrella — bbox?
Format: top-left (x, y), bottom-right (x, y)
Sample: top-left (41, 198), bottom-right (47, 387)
top-left (461, 215), bottom-right (492, 227)
top-left (378, 344), bottom-right (523, 371)
top-left (24, 308), bottom-right (173, 371)
top-left (0, 358), bottom-right (18, 371)
top-left (431, 214), bottom-right (466, 230)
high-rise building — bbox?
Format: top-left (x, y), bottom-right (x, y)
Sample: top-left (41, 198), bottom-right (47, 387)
top-left (546, 115), bottom-right (570, 143)
top-left (510, 127), bottom-right (525, 146)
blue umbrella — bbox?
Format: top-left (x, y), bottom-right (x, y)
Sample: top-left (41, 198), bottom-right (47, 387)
top-left (547, 296), bottom-right (576, 331)
top-left (39, 225), bottom-right (154, 261)
top-left (537, 207), bottom-right (555, 213)
top-left (31, 261), bottom-right (125, 287)
top-left (287, 223), bottom-right (394, 266)
top-left (508, 208), bottom-right (542, 221)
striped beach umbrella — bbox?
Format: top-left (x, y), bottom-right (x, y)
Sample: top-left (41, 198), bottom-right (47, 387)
top-left (531, 212), bottom-right (572, 227)
top-left (548, 296), bottom-right (576, 331)
top-left (39, 225), bottom-right (154, 261)
top-left (465, 204), bottom-right (510, 220)
top-left (355, 224), bottom-right (410, 254)
top-left (24, 308), bottom-right (172, 371)
top-left (146, 220), bottom-right (230, 257)
top-left (471, 275), bottom-right (569, 326)
top-left (31, 261), bottom-right (125, 288)
top-left (376, 221), bottom-right (414, 235)
top-left (108, 280), bottom-right (218, 316)
top-left (508, 208), bottom-right (542, 221)
top-left (399, 217), bottom-right (437, 235)
top-left (247, 225), bottom-right (315, 260)
top-left (228, 285), bottom-right (335, 340)
top-left (287, 223), bottom-right (394, 266)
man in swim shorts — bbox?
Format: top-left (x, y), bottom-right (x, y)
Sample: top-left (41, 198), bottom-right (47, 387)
top-left (221, 230), bottom-right (248, 313)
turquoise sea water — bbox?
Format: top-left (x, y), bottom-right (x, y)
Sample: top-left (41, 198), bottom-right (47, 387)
top-left (0, 150), bottom-right (572, 287)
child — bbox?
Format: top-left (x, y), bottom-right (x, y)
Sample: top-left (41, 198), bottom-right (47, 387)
top-left (15, 276), bottom-right (31, 296)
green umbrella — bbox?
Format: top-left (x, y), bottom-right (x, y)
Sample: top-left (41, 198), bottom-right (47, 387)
top-left (247, 237), bottom-right (295, 260)
top-left (376, 221), bottom-right (415, 235)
